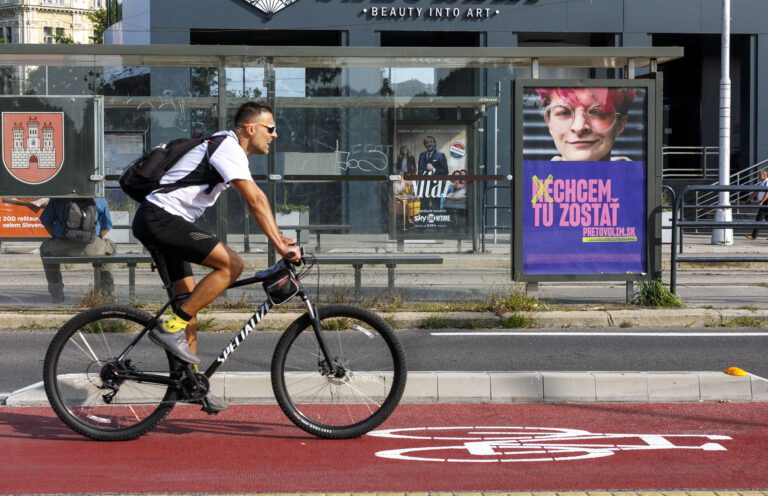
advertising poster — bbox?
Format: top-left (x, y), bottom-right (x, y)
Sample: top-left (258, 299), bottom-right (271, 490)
top-left (520, 85), bottom-right (648, 275)
top-left (391, 124), bottom-right (470, 239)
top-left (0, 197), bottom-right (48, 239)
top-left (104, 132), bottom-right (145, 178)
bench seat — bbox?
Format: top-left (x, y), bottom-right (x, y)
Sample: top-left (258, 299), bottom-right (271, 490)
top-left (41, 253), bottom-right (443, 300)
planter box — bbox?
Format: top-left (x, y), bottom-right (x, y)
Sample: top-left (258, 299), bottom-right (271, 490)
top-left (275, 210), bottom-right (309, 244)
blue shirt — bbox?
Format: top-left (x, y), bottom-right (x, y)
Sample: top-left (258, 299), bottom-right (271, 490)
top-left (39, 198), bottom-right (113, 238)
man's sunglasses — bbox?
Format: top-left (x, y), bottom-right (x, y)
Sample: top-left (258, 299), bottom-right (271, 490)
top-left (247, 122), bottom-right (276, 134)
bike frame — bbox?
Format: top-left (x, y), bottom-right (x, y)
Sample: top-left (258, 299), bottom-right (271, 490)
top-left (113, 258), bottom-right (338, 389)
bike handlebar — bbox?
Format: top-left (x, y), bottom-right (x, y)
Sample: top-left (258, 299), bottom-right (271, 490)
top-left (285, 245), bottom-right (305, 265)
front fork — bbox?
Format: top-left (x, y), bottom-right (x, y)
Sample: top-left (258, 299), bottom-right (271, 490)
top-left (302, 294), bottom-right (343, 377)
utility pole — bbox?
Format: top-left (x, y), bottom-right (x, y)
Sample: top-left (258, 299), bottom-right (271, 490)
top-left (712, 0), bottom-right (733, 244)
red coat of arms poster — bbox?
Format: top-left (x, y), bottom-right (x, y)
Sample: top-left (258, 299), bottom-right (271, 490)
top-left (2, 112), bottom-right (64, 184)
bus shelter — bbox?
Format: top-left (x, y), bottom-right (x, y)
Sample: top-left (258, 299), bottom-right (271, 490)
top-left (0, 44), bottom-right (681, 284)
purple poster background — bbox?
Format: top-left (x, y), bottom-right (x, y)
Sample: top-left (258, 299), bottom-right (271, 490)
top-left (523, 160), bottom-right (646, 275)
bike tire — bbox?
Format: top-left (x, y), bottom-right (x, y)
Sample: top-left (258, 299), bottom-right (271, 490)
top-left (43, 305), bottom-right (177, 441)
top-left (271, 304), bottom-right (407, 439)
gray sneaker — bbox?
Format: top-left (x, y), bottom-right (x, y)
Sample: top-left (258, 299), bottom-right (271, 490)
top-left (148, 322), bottom-right (200, 365)
top-left (200, 392), bottom-right (228, 413)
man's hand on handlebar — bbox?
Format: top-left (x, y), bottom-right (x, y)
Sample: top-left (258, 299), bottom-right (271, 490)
top-left (276, 236), bottom-right (302, 263)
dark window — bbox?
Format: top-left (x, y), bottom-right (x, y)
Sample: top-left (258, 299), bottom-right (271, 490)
top-left (654, 33), bottom-right (752, 172)
top-left (190, 29), bottom-right (342, 46)
top-left (380, 31), bottom-right (480, 47)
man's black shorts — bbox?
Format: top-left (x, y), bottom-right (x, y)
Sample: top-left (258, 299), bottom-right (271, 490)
top-left (132, 202), bottom-right (219, 282)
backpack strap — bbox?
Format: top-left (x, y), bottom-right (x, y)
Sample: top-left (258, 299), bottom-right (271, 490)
top-left (154, 134), bottom-right (229, 196)
top-left (201, 134), bottom-right (227, 194)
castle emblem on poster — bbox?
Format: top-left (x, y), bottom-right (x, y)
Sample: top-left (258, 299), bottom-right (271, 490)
top-left (2, 112), bottom-right (64, 184)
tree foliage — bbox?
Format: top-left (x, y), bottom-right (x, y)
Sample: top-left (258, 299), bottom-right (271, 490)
top-left (54, 32), bottom-right (75, 44)
top-left (86, 8), bottom-right (108, 44)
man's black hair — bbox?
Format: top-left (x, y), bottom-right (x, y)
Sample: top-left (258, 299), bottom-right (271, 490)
top-left (234, 102), bottom-right (273, 129)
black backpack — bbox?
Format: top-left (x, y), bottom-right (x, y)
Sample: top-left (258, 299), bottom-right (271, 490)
top-left (61, 199), bottom-right (96, 244)
top-left (119, 135), bottom-right (227, 203)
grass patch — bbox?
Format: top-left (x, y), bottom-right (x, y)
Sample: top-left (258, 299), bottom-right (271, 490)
top-left (208, 291), bottom-right (252, 310)
top-left (421, 314), bottom-right (448, 329)
top-left (631, 280), bottom-right (683, 308)
top-left (483, 291), bottom-right (542, 313)
top-left (737, 305), bottom-right (759, 311)
top-left (382, 313), bottom-right (397, 329)
top-left (195, 317), bottom-right (217, 332)
top-left (618, 321), bottom-right (635, 328)
top-left (322, 317), bottom-right (353, 331)
top-left (457, 319), bottom-right (488, 329)
top-left (367, 291), bottom-right (409, 312)
top-left (393, 290), bottom-right (542, 314)
top-left (82, 319), bottom-right (133, 333)
top-left (721, 316), bottom-right (766, 328)
top-left (325, 285), bottom-right (353, 304)
top-left (499, 313), bottom-right (537, 328)
top-left (77, 287), bottom-right (117, 308)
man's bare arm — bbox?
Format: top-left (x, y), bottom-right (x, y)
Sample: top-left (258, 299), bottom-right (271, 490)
top-left (231, 179), bottom-right (300, 261)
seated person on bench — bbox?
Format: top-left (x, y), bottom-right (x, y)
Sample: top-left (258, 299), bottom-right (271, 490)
top-left (39, 197), bottom-right (116, 303)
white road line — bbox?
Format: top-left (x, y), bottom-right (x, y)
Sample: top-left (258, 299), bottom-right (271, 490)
top-left (430, 331), bottom-right (768, 337)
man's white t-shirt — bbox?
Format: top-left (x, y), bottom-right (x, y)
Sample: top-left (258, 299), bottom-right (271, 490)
top-left (146, 131), bottom-right (252, 222)
top-left (758, 178), bottom-right (768, 203)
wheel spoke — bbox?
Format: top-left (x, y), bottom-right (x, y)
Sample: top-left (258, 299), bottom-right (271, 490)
top-left (274, 305), bottom-right (406, 438)
top-left (44, 307), bottom-right (177, 441)
top-left (75, 332), bottom-right (102, 364)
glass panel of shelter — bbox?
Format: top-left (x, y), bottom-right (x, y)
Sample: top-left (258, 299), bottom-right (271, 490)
top-left (0, 58), bottom-right (503, 256)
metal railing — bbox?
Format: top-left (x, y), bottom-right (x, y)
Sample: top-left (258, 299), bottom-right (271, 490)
top-left (481, 183), bottom-right (511, 252)
top-left (662, 146), bottom-right (720, 179)
top-left (669, 184), bottom-right (768, 294)
top-left (691, 158), bottom-right (768, 216)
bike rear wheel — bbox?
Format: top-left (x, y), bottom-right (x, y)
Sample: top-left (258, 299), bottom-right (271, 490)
top-left (271, 304), bottom-right (407, 439)
top-left (43, 305), bottom-right (178, 441)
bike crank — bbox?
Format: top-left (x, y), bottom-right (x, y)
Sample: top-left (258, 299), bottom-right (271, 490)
top-left (179, 371), bottom-right (209, 402)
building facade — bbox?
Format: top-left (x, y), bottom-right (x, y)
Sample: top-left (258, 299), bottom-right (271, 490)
top-left (109, 0), bottom-right (768, 176)
top-left (0, 0), bottom-right (103, 44)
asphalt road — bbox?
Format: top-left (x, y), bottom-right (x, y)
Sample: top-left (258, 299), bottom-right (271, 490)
top-left (2, 327), bottom-right (768, 395)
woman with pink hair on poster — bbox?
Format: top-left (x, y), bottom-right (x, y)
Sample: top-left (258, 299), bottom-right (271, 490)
top-left (536, 87), bottom-right (636, 162)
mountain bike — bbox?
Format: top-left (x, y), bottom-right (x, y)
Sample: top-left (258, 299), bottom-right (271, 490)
top-left (42, 249), bottom-right (407, 441)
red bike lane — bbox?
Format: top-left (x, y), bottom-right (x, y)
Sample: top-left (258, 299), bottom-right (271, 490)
top-left (2, 403), bottom-right (768, 494)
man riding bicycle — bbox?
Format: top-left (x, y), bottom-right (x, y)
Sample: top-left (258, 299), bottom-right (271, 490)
top-left (132, 102), bottom-right (300, 412)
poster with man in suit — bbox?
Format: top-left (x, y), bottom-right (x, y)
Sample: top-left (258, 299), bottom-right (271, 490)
top-left (391, 125), bottom-right (470, 239)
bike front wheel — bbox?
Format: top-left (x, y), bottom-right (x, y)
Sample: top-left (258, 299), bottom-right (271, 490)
top-left (271, 304), bottom-right (407, 439)
top-left (43, 305), bottom-right (178, 441)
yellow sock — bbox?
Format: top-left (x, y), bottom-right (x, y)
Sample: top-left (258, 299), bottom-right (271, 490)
top-left (162, 313), bottom-right (189, 333)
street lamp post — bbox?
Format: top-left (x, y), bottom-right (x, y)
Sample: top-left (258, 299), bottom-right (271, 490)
top-left (712, 0), bottom-right (733, 245)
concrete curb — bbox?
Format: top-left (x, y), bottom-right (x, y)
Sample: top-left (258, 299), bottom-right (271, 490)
top-left (5, 371), bottom-right (767, 407)
top-left (3, 309), bottom-right (768, 330)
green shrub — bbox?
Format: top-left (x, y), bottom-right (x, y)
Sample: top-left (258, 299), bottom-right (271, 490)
top-left (631, 280), bottom-right (683, 308)
top-left (274, 203), bottom-right (309, 214)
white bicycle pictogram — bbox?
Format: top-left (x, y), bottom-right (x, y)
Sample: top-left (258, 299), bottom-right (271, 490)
top-left (368, 426), bottom-right (732, 463)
